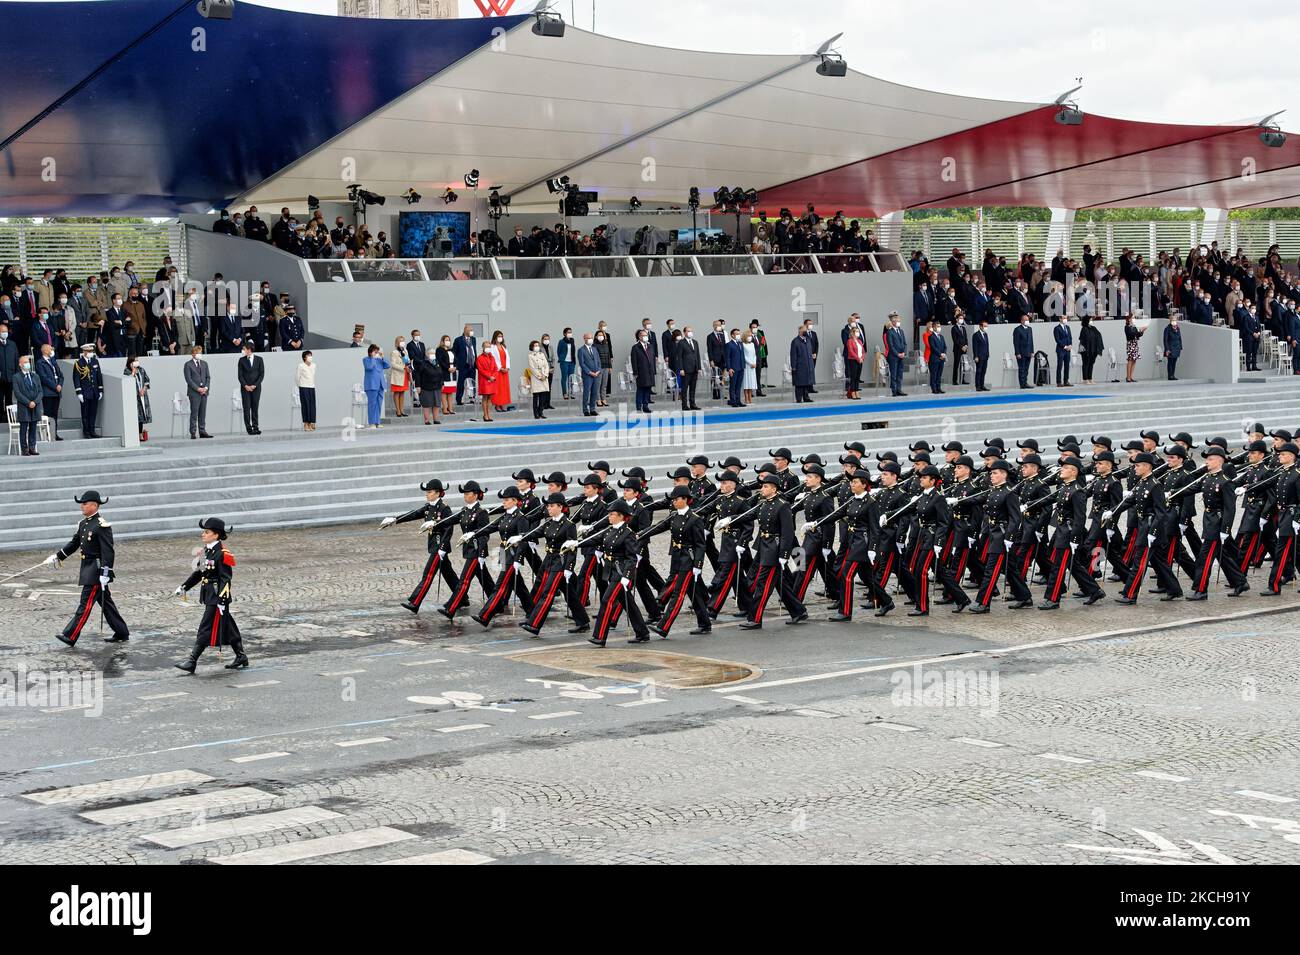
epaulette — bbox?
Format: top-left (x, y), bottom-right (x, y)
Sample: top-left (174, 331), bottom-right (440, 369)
top-left (97, 516), bottom-right (111, 528)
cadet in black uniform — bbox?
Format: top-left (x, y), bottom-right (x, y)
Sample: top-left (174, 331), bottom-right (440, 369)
top-left (941, 455), bottom-right (983, 595)
top-left (706, 470), bottom-right (754, 618)
top-left (1184, 446), bottom-right (1249, 599)
top-left (1013, 454), bottom-right (1051, 585)
top-left (1262, 442), bottom-right (1298, 595)
top-left (1234, 440), bottom-right (1274, 571)
top-left (619, 477), bottom-right (663, 620)
top-left (645, 486), bottom-right (712, 637)
top-left (381, 478), bottom-right (458, 613)
top-left (511, 469), bottom-right (545, 576)
top-left (1157, 445), bottom-right (1198, 585)
top-left (1082, 450), bottom-right (1128, 580)
top-left (686, 455), bottom-right (720, 570)
top-left (174, 518), bottom-right (248, 672)
top-left (571, 474), bottom-right (609, 607)
top-left (473, 487), bottom-right (535, 626)
top-left (969, 459), bottom-right (1031, 613)
top-left (46, 490), bottom-right (130, 646)
top-left (582, 500), bottom-right (651, 646)
top-left (907, 465), bottom-right (970, 615)
top-left (791, 464), bottom-right (841, 604)
top-left (586, 460), bottom-right (620, 504)
top-left (439, 481), bottom-right (495, 618)
top-left (520, 492), bottom-right (586, 635)
top-left (826, 468), bottom-right (893, 619)
top-left (870, 460), bottom-right (912, 609)
top-left (733, 473), bottom-right (808, 628)
top-left (769, 447), bottom-right (799, 494)
top-left (1109, 452), bottom-right (1183, 603)
top-left (1038, 456), bottom-right (1103, 609)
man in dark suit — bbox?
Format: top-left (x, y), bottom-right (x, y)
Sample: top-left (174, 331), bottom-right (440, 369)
top-left (30, 308), bottom-right (59, 356)
top-left (453, 324), bottom-right (477, 405)
top-left (790, 326), bottom-right (815, 402)
top-left (724, 328), bottom-right (745, 407)
top-left (237, 342), bottom-right (264, 435)
top-left (630, 330), bottom-right (656, 413)
top-left (972, 318), bottom-right (991, 391)
top-left (705, 319), bottom-right (727, 394)
top-left (660, 320), bottom-right (677, 370)
top-left (1239, 305), bottom-right (1261, 371)
top-left (913, 284), bottom-right (933, 329)
top-left (675, 327), bottom-right (703, 410)
top-left (925, 321), bottom-right (947, 394)
top-left (1013, 314), bottom-right (1034, 388)
top-left (102, 293), bottom-right (127, 357)
top-left (949, 314), bottom-right (969, 385)
top-left (1053, 315), bottom-right (1073, 386)
top-left (1162, 316), bottom-right (1183, 380)
top-left (183, 345), bottom-right (213, 439)
top-left (802, 320), bottom-right (819, 392)
top-left (35, 343), bottom-right (64, 440)
top-left (12, 354), bottom-right (42, 455)
top-left (884, 311), bottom-right (908, 396)
top-left (0, 321), bottom-right (18, 409)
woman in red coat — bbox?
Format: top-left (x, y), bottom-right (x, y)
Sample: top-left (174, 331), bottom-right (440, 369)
top-left (475, 343), bottom-right (499, 422)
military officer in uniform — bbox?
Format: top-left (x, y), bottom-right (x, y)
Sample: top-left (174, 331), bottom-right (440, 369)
top-left (789, 463), bottom-right (841, 604)
top-left (439, 481), bottom-right (496, 619)
top-left (44, 490), bottom-right (130, 646)
top-left (1184, 446), bottom-right (1249, 599)
top-left (969, 459), bottom-right (1031, 613)
top-left (519, 492), bottom-right (585, 636)
top-left (472, 487), bottom-right (535, 626)
top-left (706, 470), bottom-right (754, 619)
top-left (827, 468), bottom-right (894, 619)
top-left (1083, 450), bottom-right (1128, 580)
top-left (644, 486), bottom-right (712, 637)
top-left (571, 474), bottom-right (610, 609)
top-left (71, 342), bottom-right (103, 439)
top-left (1038, 455), bottom-right (1103, 609)
top-left (174, 518), bottom-right (248, 672)
top-left (906, 465), bottom-right (970, 615)
top-left (575, 500), bottom-right (652, 646)
top-left (1234, 440), bottom-right (1274, 571)
top-left (735, 473), bottom-right (809, 629)
top-left (1109, 452), bottom-right (1183, 603)
top-left (380, 478), bottom-right (458, 613)
top-left (1261, 442), bottom-right (1298, 595)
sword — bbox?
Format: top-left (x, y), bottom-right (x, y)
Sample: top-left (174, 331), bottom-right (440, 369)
top-left (0, 560), bottom-right (50, 585)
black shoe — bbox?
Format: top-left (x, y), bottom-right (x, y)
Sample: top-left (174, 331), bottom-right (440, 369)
top-left (1082, 592), bottom-right (1106, 606)
top-left (1114, 596), bottom-right (1137, 605)
top-left (436, 606), bottom-right (454, 620)
top-left (951, 602), bottom-right (969, 613)
top-left (401, 601), bottom-right (419, 614)
top-left (199, 432), bottom-right (213, 438)
top-left (521, 624), bottom-right (541, 636)
top-left (1260, 589), bottom-right (1281, 596)
top-left (649, 625), bottom-right (668, 639)
top-left (628, 633), bottom-right (651, 643)
top-left (1159, 593), bottom-right (1181, 601)
top-left (906, 609), bottom-right (928, 617)
top-left (55, 634), bottom-right (75, 647)
top-left (785, 613), bottom-right (808, 625)
top-left (471, 613), bottom-right (490, 627)
top-left (103, 634), bottom-right (129, 643)
top-left (587, 637), bottom-right (606, 647)
top-left (568, 624), bottom-right (590, 633)
top-left (968, 605), bottom-right (990, 614)
top-left (1037, 600), bottom-right (1059, 610)
top-left (1106, 574), bottom-right (1124, 582)
top-left (1229, 583), bottom-right (1250, 597)
top-left (174, 660), bottom-right (196, 673)
top-left (874, 603), bottom-right (895, 617)
top-left (689, 627), bottom-right (711, 635)
top-left (828, 612), bottom-right (852, 621)
top-left (1185, 592), bottom-right (1207, 602)
top-left (224, 655), bottom-right (250, 670)
top-left (730, 610), bottom-right (748, 618)
top-left (1009, 599), bottom-right (1034, 609)
top-left (739, 621), bottom-right (762, 630)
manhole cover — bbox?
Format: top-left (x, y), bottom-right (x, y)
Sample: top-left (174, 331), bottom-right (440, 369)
top-left (598, 661), bottom-right (668, 674)
top-left (504, 647), bottom-right (760, 688)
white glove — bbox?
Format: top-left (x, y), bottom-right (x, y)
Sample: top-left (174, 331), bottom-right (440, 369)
top-left (217, 604), bottom-right (225, 615)
top-left (77, 394), bottom-right (83, 403)
top-left (98, 574), bottom-right (110, 588)
top-left (1258, 518), bottom-right (1266, 531)
top-left (1219, 532), bottom-right (1229, 542)
top-left (692, 567), bottom-right (702, 578)
top-left (419, 519), bottom-right (435, 532)
top-left (868, 550), bottom-right (877, 562)
top-left (799, 521), bottom-right (815, 534)
top-left (1293, 521), bottom-right (1300, 535)
top-left (933, 545), bottom-right (942, 557)
top-left (1235, 486), bottom-right (1245, 497)
top-left (822, 548), bottom-right (832, 558)
top-left (620, 576), bottom-right (630, 589)
top-left (1020, 506), bottom-right (1029, 516)
top-left (575, 523), bottom-right (589, 536)
top-left (794, 492), bottom-right (807, 503)
top-left (1179, 523), bottom-right (1188, 534)
top-left (437, 549), bottom-right (446, 559)
top-left (968, 536), bottom-right (976, 547)
top-left (506, 535), bottom-right (523, 547)
top-left (174, 586), bottom-right (185, 596)
top-left (716, 517), bottom-right (732, 529)
top-left (43, 553), bottom-right (59, 565)
top-left (1147, 534), bottom-right (1156, 546)
top-left (945, 496), bottom-right (957, 505)
top-left (595, 550), bottom-right (604, 561)
top-left (560, 540), bottom-right (578, 551)
top-left (1101, 510), bottom-right (1113, 523)
top-left (878, 514), bottom-right (888, 528)
top-left (564, 569), bottom-right (572, 580)
top-left (379, 516), bottom-right (397, 528)
top-left (736, 546), bottom-right (745, 558)
top-left (513, 561), bottom-right (523, 573)
top-left (462, 530), bottom-right (476, 542)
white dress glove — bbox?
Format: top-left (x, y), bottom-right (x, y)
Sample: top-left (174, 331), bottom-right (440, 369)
top-left (98, 574), bottom-right (110, 588)
top-left (379, 516), bottom-right (397, 528)
top-left (1101, 510), bottom-right (1113, 523)
top-left (174, 586), bottom-right (185, 596)
top-left (878, 514), bottom-right (888, 528)
top-left (43, 553), bottom-right (59, 565)
top-left (462, 530), bottom-right (475, 542)
top-left (560, 540), bottom-right (578, 551)
top-left (945, 496), bottom-right (957, 505)
top-left (563, 570), bottom-right (572, 580)
top-left (506, 535), bottom-right (523, 547)
top-left (799, 521), bottom-right (815, 534)
top-left (692, 567), bottom-right (702, 578)
top-left (620, 576), bottom-right (630, 589)
top-left (716, 517), bottom-right (732, 530)
top-left (419, 519), bottom-right (435, 532)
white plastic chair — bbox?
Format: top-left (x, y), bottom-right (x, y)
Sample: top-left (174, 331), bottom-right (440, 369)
top-left (170, 391), bottom-right (189, 438)
top-left (5, 404), bottom-right (19, 455)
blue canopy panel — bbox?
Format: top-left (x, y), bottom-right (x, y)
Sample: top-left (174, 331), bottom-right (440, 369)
top-left (0, 0), bottom-right (527, 215)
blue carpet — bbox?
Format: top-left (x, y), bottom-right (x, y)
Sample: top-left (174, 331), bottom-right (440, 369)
top-left (444, 391), bottom-right (1107, 437)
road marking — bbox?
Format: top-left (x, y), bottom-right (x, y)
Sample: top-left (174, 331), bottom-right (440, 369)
top-left (723, 695), bottom-right (769, 704)
top-left (342, 629), bottom-right (371, 636)
top-left (399, 659), bottom-right (448, 667)
top-left (394, 639), bottom-right (424, 646)
top-left (234, 680), bottom-right (281, 689)
top-left (251, 616), bottom-right (280, 623)
top-left (793, 708), bottom-right (838, 718)
top-left (335, 737), bottom-right (391, 748)
top-left (1038, 753), bottom-right (1093, 764)
top-left (382, 848), bottom-right (494, 865)
top-left (142, 807), bottom-right (340, 848)
top-left (527, 710), bottom-right (581, 720)
top-left (212, 826), bottom-right (416, 865)
top-left (617, 698), bottom-right (666, 707)
top-left (1134, 770), bottom-right (1190, 782)
top-left (138, 691), bottom-right (189, 701)
top-left (230, 752), bottom-right (290, 764)
top-left (1233, 789), bottom-right (1296, 804)
top-left (485, 640), bottom-right (590, 657)
top-left (318, 670), bottom-right (366, 677)
top-left (953, 737), bottom-right (1006, 748)
top-left (295, 623), bottom-right (325, 630)
top-left (81, 787), bottom-right (271, 825)
top-left (40, 703), bottom-right (98, 713)
top-left (435, 724), bottom-right (490, 733)
top-left (22, 770), bottom-right (214, 806)
top-left (867, 721), bottom-right (920, 732)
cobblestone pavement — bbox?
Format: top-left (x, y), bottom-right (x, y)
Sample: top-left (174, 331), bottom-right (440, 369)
top-left (2, 521), bottom-right (1298, 865)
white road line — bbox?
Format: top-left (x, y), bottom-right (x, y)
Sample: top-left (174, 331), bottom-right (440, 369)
top-left (485, 640), bottom-right (590, 657)
top-left (212, 826), bottom-right (417, 865)
top-left (81, 787), bottom-right (271, 825)
top-left (137, 691), bottom-right (189, 701)
top-left (867, 721), bottom-right (921, 732)
top-left (723, 695), bottom-right (769, 704)
top-left (399, 659), bottom-right (448, 667)
top-left (230, 752), bottom-right (290, 764)
top-left (953, 737), bottom-right (1006, 748)
top-left (335, 737), bottom-right (391, 748)
top-left (142, 807), bottom-right (341, 848)
top-left (382, 848), bottom-right (494, 865)
top-left (40, 703), bottom-right (98, 713)
top-left (617, 698), bottom-right (667, 707)
top-left (435, 724), bottom-right (490, 733)
top-left (1038, 753), bottom-right (1093, 764)
top-left (318, 670), bottom-right (366, 677)
top-left (444, 646), bottom-right (479, 653)
top-left (250, 616), bottom-right (280, 623)
top-left (526, 710), bottom-right (582, 720)
top-left (342, 629), bottom-right (371, 636)
top-left (295, 623), bottom-right (325, 630)
top-left (793, 708), bottom-right (838, 718)
top-left (1233, 789), bottom-right (1296, 804)
top-left (394, 639), bottom-right (424, 646)
top-left (22, 770), bottom-right (215, 806)
top-left (1134, 770), bottom-right (1190, 782)
top-left (730, 653), bottom-right (984, 691)
top-left (234, 680), bottom-right (281, 689)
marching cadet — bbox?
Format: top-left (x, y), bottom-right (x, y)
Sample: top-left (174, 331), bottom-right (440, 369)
top-left (380, 478), bottom-right (458, 613)
top-left (1038, 456), bottom-right (1103, 609)
top-left (512, 469), bottom-right (545, 576)
top-left (644, 486), bottom-right (712, 637)
top-left (1013, 453), bottom-right (1051, 587)
top-left (1183, 446), bottom-right (1249, 599)
top-left (571, 474), bottom-right (609, 607)
top-left (71, 342), bottom-right (103, 439)
top-left (1261, 442), bottom-right (1298, 596)
top-left (789, 463), bottom-right (840, 604)
top-left (1168, 432), bottom-right (1204, 555)
top-left (969, 460), bottom-right (1032, 613)
top-left (832, 452), bottom-right (865, 570)
top-left (906, 465), bottom-right (970, 615)
top-left (1082, 450), bottom-right (1128, 581)
top-left (472, 487), bottom-right (535, 627)
top-left (706, 470), bottom-right (754, 619)
top-left (769, 447), bottom-right (799, 494)
top-left (870, 460), bottom-right (912, 608)
top-left (942, 455), bottom-right (984, 594)
top-left (1107, 452), bottom-right (1183, 603)
top-left (619, 476), bottom-right (663, 620)
top-left (1235, 440), bottom-right (1275, 571)
top-left (586, 460), bottom-right (620, 504)
top-left (938, 441), bottom-right (963, 486)
top-left (44, 490), bottom-right (131, 646)
top-left (724, 474), bottom-right (808, 629)
top-left (827, 468), bottom-right (894, 619)
top-left (1158, 445), bottom-right (1199, 584)
top-left (686, 454), bottom-right (720, 570)
top-left (173, 518), bottom-right (248, 672)
top-left (438, 481), bottom-right (496, 619)
top-left (520, 492), bottom-right (586, 636)
top-left (571, 500), bottom-right (651, 646)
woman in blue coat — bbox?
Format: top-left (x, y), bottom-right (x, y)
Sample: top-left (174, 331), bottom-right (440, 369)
top-left (362, 344), bottom-right (391, 429)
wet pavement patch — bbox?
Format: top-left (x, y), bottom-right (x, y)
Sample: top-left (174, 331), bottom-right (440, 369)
top-left (504, 647), bottom-right (759, 689)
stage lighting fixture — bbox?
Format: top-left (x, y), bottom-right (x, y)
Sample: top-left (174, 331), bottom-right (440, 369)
top-left (488, 187), bottom-right (511, 211)
top-left (463, 169), bottom-right (480, 189)
top-left (713, 187), bottom-right (730, 208)
top-left (307, 195), bottom-right (320, 210)
top-left (687, 187), bottom-right (700, 211)
top-left (628, 196), bottom-right (642, 210)
top-left (532, 10), bottom-right (566, 37)
top-left (197, 0), bottom-right (233, 20)
top-left (1260, 128), bottom-right (1286, 148)
top-left (546, 175), bottom-right (571, 194)
top-left (401, 188), bottom-right (422, 205)
top-left (441, 187), bottom-right (459, 205)
top-left (817, 53), bottom-right (847, 77)
top-left (347, 185), bottom-right (385, 207)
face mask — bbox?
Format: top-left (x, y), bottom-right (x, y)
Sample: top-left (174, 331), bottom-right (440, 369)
top-left (0, 333), bottom-right (6, 342)
top-left (58, 298), bottom-right (67, 305)
top-left (533, 345), bottom-right (541, 352)
top-left (19, 363), bottom-right (30, 373)
top-left (542, 338), bottom-right (550, 345)
top-left (685, 331), bottom-right (693, 339)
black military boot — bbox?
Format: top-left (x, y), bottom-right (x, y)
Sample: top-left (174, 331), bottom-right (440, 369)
top-left (224, 639), bottom-right (250, 670)
top-left (174, 646), bottom-right (203, 674)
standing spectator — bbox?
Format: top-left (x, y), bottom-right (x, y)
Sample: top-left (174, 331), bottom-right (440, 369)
top-left (1013, 313), bottom-right (1034, 388)
top-left (125, 355), bottom-right (151, 442)
top-left (102, 292), bottom-right (126, 357)
top-left (971, 318), bottom-right (990, 392)
top-left (66, 284), bottom-right (93, 349)
top-left (13, 353), bottom-right (41, 455)
top-left (884, 311), bottom-right (907, 397)
top-left (749, 319), bottom-right (768, 395)
top-left (540, 332), bottom-right (556, 410)
top-left (124, 286), bottom-right (148, 355)
top-left (294, 350), bottom-right (316, 431)
top-left (803, 320), bottom-right (820, 393)
top-left (452, 324), bottom-right (476, 406)
top-left (489, 331), bottom-right (513, 413)
top-left (724, 328), bottom-right (745, 407)
top-left (1163, 315), bottom-right (1183, 380)
top-left (390, 335), bottom-right (411, 418)
top-left (1053, 314), bottom-right (1073, 387)
top-left (406, 329), bottom-right (427, 410)
top-left (593, 329), bottom-right (612, 407)
top-left (237, 342), bottom-right (264, 435)
top-left (71, 343), bottom-right (103, 437)
top-left (577, 333), bottom-right (601, 416)
top-left (741, 330), bottom-right (759, 405)
top-left (475, 341), bottom-right (499, 422)
top-left (924, 319), bottom-right (947, 394)
top-left (790, 325), bottom-right (815, 402)
top-left (596, 320), bottom-right (613, 399)
top-left (527, 339), bottom-right (550, 419)
top-left (844, 325), bottom-right (864, 399)
top-left (674, 326), bottom-right (703, 411)
top-left (156, 306), bottom-right (178, 356)
top-left (0, 322), bottom-right (17, 409)
top-left (631, 327), bottom-right (655, 414)
top-left (35, 343), bottom-right (63, 441)
top-left (950, 312), bottom-right (969, 386)
top-left (706, 319), bottom-right (727, 378)
top-left (413, 341), bottom-right (443, 426)
top-left (244, 207), bottom-right (269, 243)
top-left (50, 293), bottom-right (73, 358)
top-left (1079, 316), bottom-right (1103, 385)
top-left (435, 334), bottom-right (457, 417)
top-left (183, 345), bottom-right (212, 438)
top-left (557, 327), bottom-right (576, 400)
top-left (279, 305), bottom-right (304, 351)
top-left (362, 344), bottom-right (390, 430)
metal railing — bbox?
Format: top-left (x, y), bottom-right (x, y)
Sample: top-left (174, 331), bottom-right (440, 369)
top-left (299, 251), bottom-right (908, 282)
top-left (0, 221), bottom-right (185, 277)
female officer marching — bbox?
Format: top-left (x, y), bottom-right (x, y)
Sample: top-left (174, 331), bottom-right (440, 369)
top-left (174, 518), bottom-right (249, 673)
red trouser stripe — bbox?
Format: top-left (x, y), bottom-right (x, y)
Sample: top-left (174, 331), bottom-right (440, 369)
top-left (1125, 547), bottom-right (1150, 599)
top-left (595, 581), bottom-right (623, 640)
top-left (529, 571), bottom-right (562, 628)
top-left (1049, 548), bottom-right (1070, 602)
top-left (710, 563), bottom-right (736, 611)
top-left (1087, 543), bottom-right (1101, 574)
top-left (68, 584), bottom-right (98, 641)
top-left (840, 561), bottom-right (857, 615)
top-left (917, 551), bottom-right (933, 612)
top-left (446, 557), bottom-right (478, 611)
top-left (209, 607), bottom-right (222, 647)
top-left (1271, 539), bottom-right (1292, 592)
top-left (955, 546), bottom-right (969, 581)
top-left (980, 555), bottom-right (1003, 607)
top-left (878, 551), bottom-right (895, 590)
top-left (1197, 541), bottom-right (1216, 593)
top-left (1122, 528), bottom-right (1137, 563)
top-left (412, 553), bottom-right (440, 607)
top-left (579, 554), bottom-right (596, 602)
top-left (1020, 545), bottom-right (1034, 579)
top-left (662, 573), bottom-right (690, 630)
top-left (796, 551), bottom-right (818, 601)
top-left (941, 530), bottom-right (954, 563)
top-left (754, 567), bottom-right (775, 623)
top-left (481, 565), bottom-right (514, 619)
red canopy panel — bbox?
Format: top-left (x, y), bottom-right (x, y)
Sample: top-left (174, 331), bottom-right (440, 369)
top-left (760, 105), bottom-right (1300, 216)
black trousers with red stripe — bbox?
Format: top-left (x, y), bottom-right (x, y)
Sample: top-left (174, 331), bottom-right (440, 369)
top-left (1042, 544), bottom-right (1101, 602)
top-left (633, 557), bottom-right (662, 620)
top-left (574, 551), bottom-right (603, 606)
top-left (707, 556), bottom-right (751, 617)
top-left (656, 568), bottom-right (711, 632)
top-left (195, 603), bottom-right (242, 649)
top-left (590, 577), bottom-right (649, 645)
top-left (792, 541), bottom-right (839, 604)
top-left (1235, 525), bottom-right (1267, 573)
top-left (442, 555), bottom-right (496, 616)
top-left (976, 545), bottom-right (1030, 607)
top-left (1085, 525), bottom-right (1130, 579)
top-left (407, 551), bottom-right (460, 610)
top-left (61, 583), bottom-right (129, 643)
top-left (1121, 532), bottom-right (1182, 599)
top-left (477, 560), bottom-right (534, 624)
top-left (1190, 533), bottom-right (1247, 593)
top-left (836, 550), bottom-right (893, 616)
top-left (526, 567), bottom-right (588, 631)
top-left (746, 563), bottom-right (805, 624)
top-left (1265, 534), bottom-right (1296, 594)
